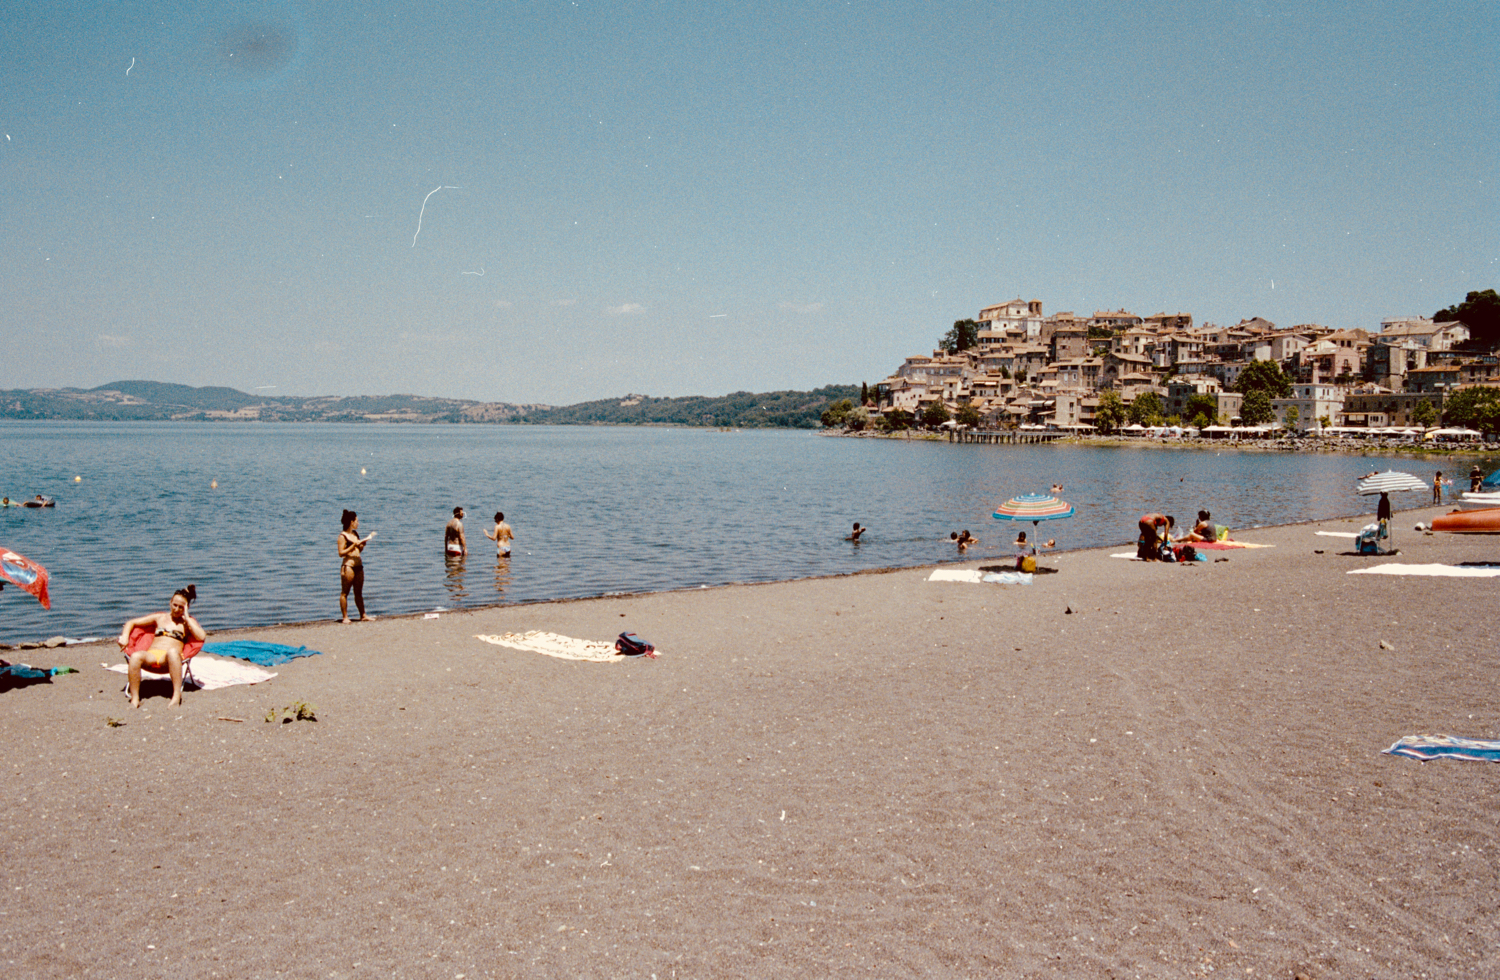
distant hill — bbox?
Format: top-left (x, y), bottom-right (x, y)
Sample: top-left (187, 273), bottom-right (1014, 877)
top-left (0, 381), bottom-right (857, 428)
top-left (518, 386), bottom-right (860, 428)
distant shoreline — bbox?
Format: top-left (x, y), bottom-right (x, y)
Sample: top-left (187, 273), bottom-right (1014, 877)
top-left (833, 428), bottom-right (1497, 458)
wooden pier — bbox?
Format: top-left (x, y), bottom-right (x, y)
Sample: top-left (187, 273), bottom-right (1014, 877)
top-left (949, 429), bottom-right (1065, 445)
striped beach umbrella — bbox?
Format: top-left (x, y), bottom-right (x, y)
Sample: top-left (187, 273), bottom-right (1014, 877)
top-left (992, 493), bottom-right (1075, 564)
top-left (1355, 470), bottom-right (1427, 553)
top-left (1355, 471), bottom-right (1428, 496)
top-left (992, 493), bottom-right (1076, 523)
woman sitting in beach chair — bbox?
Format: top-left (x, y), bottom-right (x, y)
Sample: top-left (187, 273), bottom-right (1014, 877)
top-left (117, 585), bottom-right (206, 708)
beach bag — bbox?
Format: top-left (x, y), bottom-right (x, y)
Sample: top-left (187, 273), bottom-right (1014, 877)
top-left (615, 632), bottom-right (656, 658)
top-left (1020, 555), bottom-right (1037, 573)
top-left (1216, 525), bottom-right (1230, 542)
top-left (1159, 542), bottom-right (1177, 562)
top-left (1175, 544), bottom-right (1197, 562)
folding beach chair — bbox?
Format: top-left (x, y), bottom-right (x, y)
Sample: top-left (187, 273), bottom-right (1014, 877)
top-left (122, 625), bottom-right (205, 691)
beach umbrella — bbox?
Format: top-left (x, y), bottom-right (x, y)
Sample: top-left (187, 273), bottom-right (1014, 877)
top-left (992, 493), bottom-right (1075, 565)
top-left (1355, 471), bottom-right (1428, 553)
top-left (0, 546), bottom-right (50, 609)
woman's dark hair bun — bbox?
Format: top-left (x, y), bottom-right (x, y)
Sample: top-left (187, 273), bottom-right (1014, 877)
top-left (342, 509), bottom-right (357, 528)
top-left (174, 584), bottom-right (197, 604)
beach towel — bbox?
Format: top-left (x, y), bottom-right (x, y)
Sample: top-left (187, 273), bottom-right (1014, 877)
top-left (1189, 541), bottom-right (1271, 550)
top-left (1316, 531), bottom-right (1359, 539)
top-left (1385, 735), bottom-right (1500, 762)
top-left (202, 640), bottom-right (322, 667)
top-left (928, 569), bottom-right (984, 583)
top-left (926, 569), bottom-right (1034, 584)
top-left (476, 631), bottom-right (640, 663)
top-left (104, 654), bottom-right (277, 690)
top-left (1348, 563), bottom-right (1500, 578)
top-left (981, 571), bottom-right (1033, 585)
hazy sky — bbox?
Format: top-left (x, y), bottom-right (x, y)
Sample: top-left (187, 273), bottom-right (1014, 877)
top-left (3, 1), bottom-right (1495, 405)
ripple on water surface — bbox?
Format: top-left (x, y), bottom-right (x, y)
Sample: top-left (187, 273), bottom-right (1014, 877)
top-left (0, 422), bottom-right (1447, 642)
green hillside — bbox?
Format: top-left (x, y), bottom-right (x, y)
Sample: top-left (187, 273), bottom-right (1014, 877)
top-left (0, 382), bottom-right (857, 428)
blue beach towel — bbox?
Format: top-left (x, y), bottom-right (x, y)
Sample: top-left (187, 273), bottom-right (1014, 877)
top-left (1384, 735), bottom-right (1500, 762)
top-left (202, 641), bottom-right (322, 667)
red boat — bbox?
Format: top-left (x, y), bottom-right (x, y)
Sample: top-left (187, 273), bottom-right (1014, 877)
top-left (1431, 507), bottom-right (1500, 534)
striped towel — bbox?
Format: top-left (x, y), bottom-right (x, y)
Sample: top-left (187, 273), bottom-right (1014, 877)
top-left (1384, 735), bottom-right (1500, 762)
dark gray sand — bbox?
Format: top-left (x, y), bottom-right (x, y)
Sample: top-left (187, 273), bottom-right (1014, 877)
top-left (4, 505), bottom-right (1497, 978)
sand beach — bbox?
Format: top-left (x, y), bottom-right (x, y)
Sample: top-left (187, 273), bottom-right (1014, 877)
top-left (2, 503), bottom-right (1497, 978)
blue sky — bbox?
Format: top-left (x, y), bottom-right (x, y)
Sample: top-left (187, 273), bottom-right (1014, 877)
top-left (2, 1), bottom-right (1495, 404)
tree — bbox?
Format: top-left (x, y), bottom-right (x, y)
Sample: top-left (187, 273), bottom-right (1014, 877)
top-left (1128, 391), bottom-right (1164, 426)
top-left (1239, 390), bottom-right (1274, 425)
top-left (1233, 360), bottom-right (1292, 398)
top-left (859, 381), bottom-right (869, 406)
top-left (820, 399), bottom-right (853, 428)
top-left (939, 319), bottom-right (980, 354)
top-left (1184, 393), bottom-right (1218, 429)
top-left (1410, 400), bottom-right (1438, 429)
top-left (920, 401), bottom-right (952, 429)
top-left (1283, 405), bottom-right (1300, 431)
top-left (955, 403), bottom-right (982, 429)
top-left (1015, 368), bottom-right (1028, 384)
top-left (1435, 289), bottom-right (1500, 348)
top-left (1442, 385), bottom-right (1500, 429)
top-left (844, 405), bottom-right (870, 431)
top-left (1094, 390), bottom-right (1127, 433)
top-left (882, 408), bottom-right (914, 431)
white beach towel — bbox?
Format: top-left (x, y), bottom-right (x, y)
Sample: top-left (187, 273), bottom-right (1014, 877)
top-left (1316, 531), bottom-right (1359, 539)
top-left (475, 631), bottom-right (629, 662)
top-left (103, 654), bottom-right (277, 690)
top-left (1347, 564), bottom-right (1500, 578)
top-left (927, 569), bottom-right (984, 583)
top-left (926, 569), bottom-right (1033, 585)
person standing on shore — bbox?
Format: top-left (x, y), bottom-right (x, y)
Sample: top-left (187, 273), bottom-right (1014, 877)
top-left (484, 511), bottom-right (514, 558)
top-left (338, 509), bottom-right (375, 623)
top-left (1433, 471), bottom-right (1445, 505)
top-left (1137, 514), bottom-right (1170, 560)
top-left (1471, 465), bottom-right (1484, 493)
top-left (445, 506), bottom-right (467, 558)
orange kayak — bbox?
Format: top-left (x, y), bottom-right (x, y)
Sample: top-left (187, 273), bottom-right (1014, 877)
top-left (1431, 507), bottom-right (1500, 534)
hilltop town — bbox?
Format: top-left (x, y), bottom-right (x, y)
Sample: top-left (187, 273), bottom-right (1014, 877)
top-left (825, 292), bottom-right (1500, 437)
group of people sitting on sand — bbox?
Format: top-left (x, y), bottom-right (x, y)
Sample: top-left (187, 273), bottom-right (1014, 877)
top-left (1137, 510), bottom-right (1231, 561)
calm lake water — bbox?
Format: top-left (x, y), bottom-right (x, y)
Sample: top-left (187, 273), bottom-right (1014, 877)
top-left (0, 422), bottom-right (1474, 643)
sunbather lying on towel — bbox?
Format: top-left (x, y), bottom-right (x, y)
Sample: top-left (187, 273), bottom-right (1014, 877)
top-left (117, 584), bottom-right (206, 708)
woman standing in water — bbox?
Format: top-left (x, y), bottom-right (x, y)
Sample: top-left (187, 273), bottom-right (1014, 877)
top-left (484, 511), bottom-right (514, 558)
top-left (338, 509), bottom-right (376, 622)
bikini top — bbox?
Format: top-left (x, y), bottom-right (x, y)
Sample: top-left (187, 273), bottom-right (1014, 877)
top-left (155, 624), bottom-right (187, 641)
